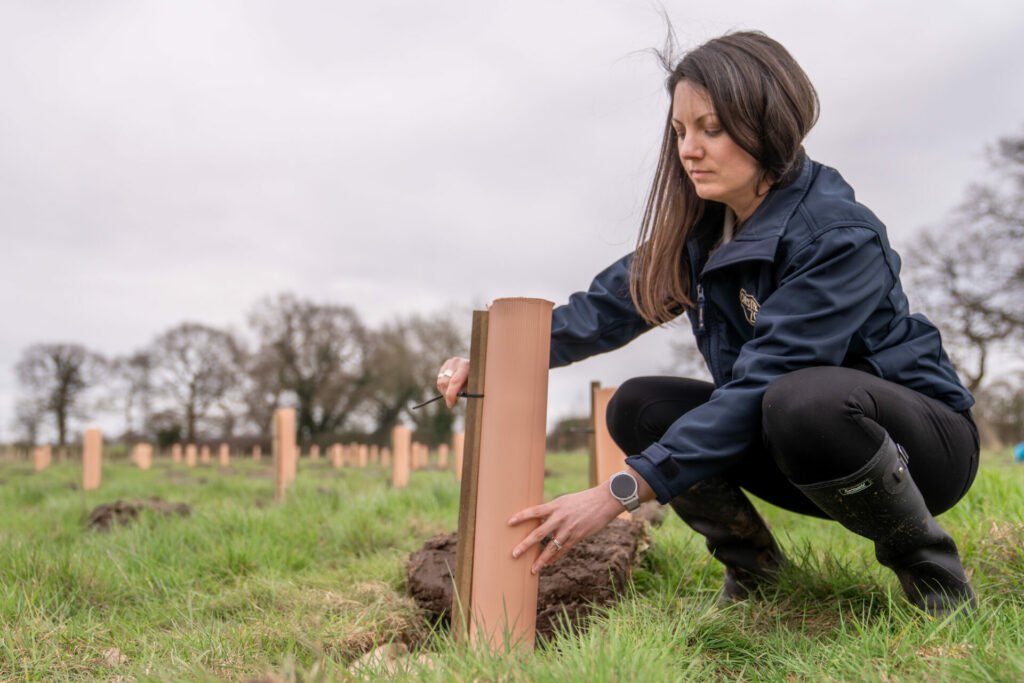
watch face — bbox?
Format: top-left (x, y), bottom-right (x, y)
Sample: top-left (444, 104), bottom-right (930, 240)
top-left (610, 473), bottom-right (637, 498)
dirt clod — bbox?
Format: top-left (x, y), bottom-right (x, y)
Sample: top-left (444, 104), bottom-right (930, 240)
top-left (101, 647), bottom-right (128, 667)
top-left (86, 497), bottom-right (192, 531)
top-left (406, 518), bottom-right (649, 639)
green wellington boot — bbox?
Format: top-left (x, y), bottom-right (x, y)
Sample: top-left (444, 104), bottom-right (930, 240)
top-left (670, 477), bottom-right (787, 604)
top-left (795, 433), bottom-right (976, 617)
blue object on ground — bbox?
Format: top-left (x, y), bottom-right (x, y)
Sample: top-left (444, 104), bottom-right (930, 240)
top-left (1015, 442), bottom-right (1024, 462)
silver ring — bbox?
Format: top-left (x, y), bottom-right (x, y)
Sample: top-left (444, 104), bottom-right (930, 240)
top-left (551, 538), bottom-right (563, 551)
top-left (439, 369), bottom-right (454, 379)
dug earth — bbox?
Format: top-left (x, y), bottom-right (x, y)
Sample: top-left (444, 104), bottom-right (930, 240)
top-left (406, 518), bottom-right (650, 639)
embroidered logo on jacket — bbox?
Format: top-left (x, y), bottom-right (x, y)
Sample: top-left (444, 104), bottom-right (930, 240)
top-left (739, 288), bottom-right (760, 326)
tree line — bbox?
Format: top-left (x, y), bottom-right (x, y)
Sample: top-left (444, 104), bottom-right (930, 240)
top-left (13, 130), bottom-right (1024, 451)
top-left (12, 294), bottom-right (467, 450)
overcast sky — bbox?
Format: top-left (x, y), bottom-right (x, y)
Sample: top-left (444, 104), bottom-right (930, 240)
top-left (2, 1), bottom-right (1023, 442)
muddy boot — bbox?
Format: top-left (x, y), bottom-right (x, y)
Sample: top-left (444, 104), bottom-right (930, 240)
top-left (795, 433), bottom-right (976, 617)
top-left (669, 477), bottom-right (787, 604)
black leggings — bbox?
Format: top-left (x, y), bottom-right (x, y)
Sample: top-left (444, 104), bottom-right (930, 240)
top-left (606, 367), bottom-right (980, 518)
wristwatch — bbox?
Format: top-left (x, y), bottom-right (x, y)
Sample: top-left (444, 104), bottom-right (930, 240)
top-left (609, 471), bottom-right (640, 512)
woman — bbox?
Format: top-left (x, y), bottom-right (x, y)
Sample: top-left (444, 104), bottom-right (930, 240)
top-left (436, 31), bottom-right (979, 617)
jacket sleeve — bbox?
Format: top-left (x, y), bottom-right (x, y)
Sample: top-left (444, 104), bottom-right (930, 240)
top-left (549, 252), bottom-right (655, 368)
top-left (625, 226), bottom-right (893, 502)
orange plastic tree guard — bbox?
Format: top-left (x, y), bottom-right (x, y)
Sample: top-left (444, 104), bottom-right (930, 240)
top-left (200, 445), bottom-right (211, 464)
top-left (185, 444), bottom-right (197, 468)
top-left (134, 443), bottom-right (153, 471)
top-left (253, 445), bottom-right (262, 461)
top-left (381, 447), bottom-right (391, 467)
top-left (33, 445), bottom-right (52, 471)
top-left (219, 443), bottom-right (230, 467)
top-left (591, 384), bottom-right (630, 520)
top-left (309, 444), bottom-right (320, 461)
top-left (83, 428), bottom-right (103, 491)
top-left (437, 443), bottom-right (450, 469)
top-left (391, 426), bottom-right (411, 489)
top-left (171, 443), bottom-right (182, 463)
top-left (453, 431), bottom-right (465, 482)
top-left (370, 445), bottom-right (379, 464)
top-left (329, 444), bottom-right (342, 468)
top-left (453, 298), bottom-right (552, 651)
top-left (273, 407), bottom-right (297, 502)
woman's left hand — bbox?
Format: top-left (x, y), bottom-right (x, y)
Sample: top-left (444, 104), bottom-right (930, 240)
top-left (508, 483), bottom-right (624, 574)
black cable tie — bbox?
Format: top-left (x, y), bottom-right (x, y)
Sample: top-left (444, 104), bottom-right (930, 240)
top-left (411, 391), bottom-right (485, 410)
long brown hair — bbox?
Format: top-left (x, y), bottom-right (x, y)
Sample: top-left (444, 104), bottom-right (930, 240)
top-left (630, 31), bottom-right (820, 325)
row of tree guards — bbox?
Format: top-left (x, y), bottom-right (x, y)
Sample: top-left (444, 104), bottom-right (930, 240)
top-left (27, 298), bottom-right (631, 653)
top-left (36, 419), bottom-right (469, 499)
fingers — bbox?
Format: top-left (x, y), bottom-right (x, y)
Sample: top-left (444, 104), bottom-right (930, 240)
top-left (511, 525), bottom-right (571, 574)
top-left (445, 360), bottom-right (470, 408)
top-left (509, 503), bottom-right (571, 573)
top-left (532, 536), bottom-right (564, 574)
top-left (507, 502), bottom-right (551, 527)
top-left (436, 357), bottom-right (470, 409)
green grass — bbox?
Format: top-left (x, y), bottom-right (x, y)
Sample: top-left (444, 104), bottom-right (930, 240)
top-left (1, 449), bottom-right (1022, 681)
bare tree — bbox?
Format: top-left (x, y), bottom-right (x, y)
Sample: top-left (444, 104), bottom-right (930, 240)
top-left (364, 311), bottom-right (468, 445)
top-left (240, 345), bottom-right (285, 438)
top-left (247, 294), bottom-right (368, 442)
top-left (972, 370), bottom-right (1024, 448)
top-left (14, 343), bottom-right (105, 447)
top-left (906, 129), bottom-right (1024, 393)
top-left (107, 351), bottom-right (156, 440)
top-left (149, 322), bottom-right (244, 443)
top-left (11, 397), bottom-right (47, 446)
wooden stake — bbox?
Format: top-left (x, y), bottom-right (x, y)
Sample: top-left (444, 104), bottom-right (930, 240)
top-left (453, 298), bottom-right (552, 651)
top-left (591, 384), bottom-right (630, 520)
top-left (83, 428), bottom-right (103, 491)
top-left (391, 426), bottom-right (411, 489)
top-left (588, 380), bottom-right (600, 487)
top-left (452, 431), bottom-right (465, 482)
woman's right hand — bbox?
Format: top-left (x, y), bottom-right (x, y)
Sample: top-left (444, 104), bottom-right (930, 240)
top-left (436, 357), bottom-right (471, 408)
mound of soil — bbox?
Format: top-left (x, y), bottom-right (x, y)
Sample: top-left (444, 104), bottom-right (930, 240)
top-left (87, 497), bottom-right (192, 531)
top-left (406, 518), bottom-right (649, 639)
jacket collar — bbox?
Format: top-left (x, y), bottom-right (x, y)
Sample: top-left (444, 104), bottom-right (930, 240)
top-left (701, 151), bottom-right (815, 275)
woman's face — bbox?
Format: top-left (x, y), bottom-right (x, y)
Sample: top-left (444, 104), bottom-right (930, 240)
top-left (672, 80), bottom-right (765, 221)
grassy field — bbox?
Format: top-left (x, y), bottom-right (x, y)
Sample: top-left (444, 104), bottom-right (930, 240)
top-left (1, 448), bottom-right (1022, 682)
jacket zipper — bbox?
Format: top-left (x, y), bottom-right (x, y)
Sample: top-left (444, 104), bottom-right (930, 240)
top-left (697, 284), bottom-right (706, 333)
top-left (697, 281), bottom-right (722, 383)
